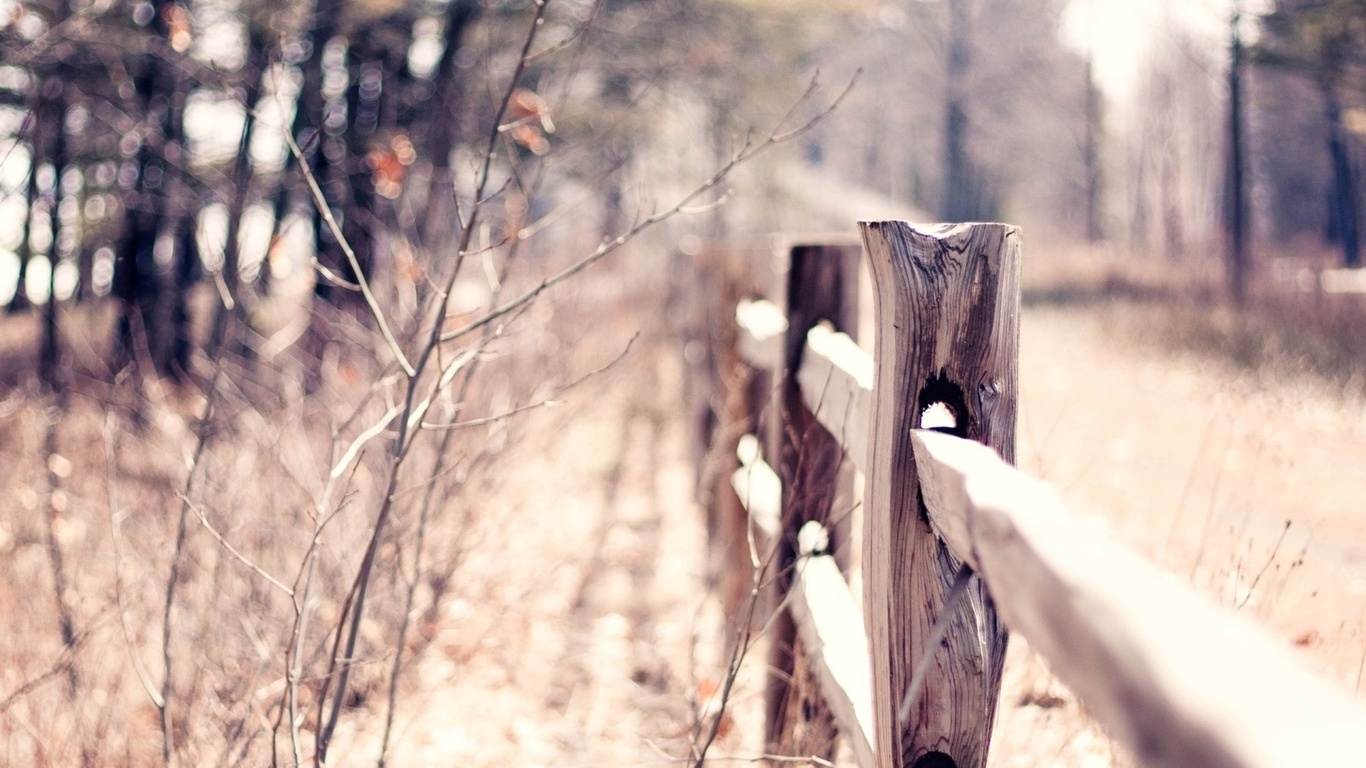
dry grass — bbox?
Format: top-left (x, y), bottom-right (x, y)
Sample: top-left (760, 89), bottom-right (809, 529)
top-left (0, 230), bottom-right (710, 766)
top-left (0, 334), bottom-right (452, 764)
top-left (5, 231), bottom-right (1362, 767)
top-left (1022, 241), bottom-right (1366, 401)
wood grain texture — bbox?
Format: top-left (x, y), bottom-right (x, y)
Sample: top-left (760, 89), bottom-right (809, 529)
top-left (857, 221), bottom-right (1020, 768)
top-left (911, 429), bottom-right (1366, 768)
top-left (765, 241), bottom-right (863, 758)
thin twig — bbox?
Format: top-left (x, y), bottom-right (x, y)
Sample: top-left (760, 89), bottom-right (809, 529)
top-left (1233, 520), bottom-right (1293, 612)
top-left (160, 382), bottom-right (217, 768)
top-left (441, 72), bottom-right (857, 346)
top-left (280, 123), bottom-right (414, 377)
top-left (419, 333), bottom-right (636, 430)
top-left (175, 493), bottom-right (295, 596)
top-left (0, 650), bottom-right (76, 715)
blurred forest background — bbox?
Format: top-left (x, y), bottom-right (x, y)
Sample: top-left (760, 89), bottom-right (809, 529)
top-left (2, 0), bottom-right (1365, 765)
top-left (1, 0), bottom-right (1365, 379)
top-left (0, 0), bottom-right (1363, 378)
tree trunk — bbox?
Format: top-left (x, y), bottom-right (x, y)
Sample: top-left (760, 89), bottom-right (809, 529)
top-left (1225, 4), bottom-right (1249, 304)
top-left (161, 44), bottom-right (196, 377)
top-left (8, 112), bottom-right (37, 314)
top-left (213, 23), bottom-right (269, 351)
top-left (1084, 51), bottom-right (1102, 242)
top-left (40, 76), bottom-right (69, 390)
top-left (420, 0), bottom-right (480, 254)
top-left (114, 0), bottom-right (190, 374)
top-left (1325, 91), bottom-right (1360, 268)
top-left (941, 0), bottom-right (972, 222)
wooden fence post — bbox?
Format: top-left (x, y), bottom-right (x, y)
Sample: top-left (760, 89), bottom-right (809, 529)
top-left (857, 222), bottom-right (1020, 768)
top-left (764, 238), bottom-right (862, 758)
top-left (674, 241), bottom-right (765, 634)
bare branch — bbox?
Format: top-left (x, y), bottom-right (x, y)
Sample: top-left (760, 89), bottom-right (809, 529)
top-left (440, 72), bottom-right (858, 346)
top-left (420, 333), bottom-right (636, 431)
top-left (280, 125), bottom-right (415, 377)
top-left (176, 493), bottom-right (295, 597)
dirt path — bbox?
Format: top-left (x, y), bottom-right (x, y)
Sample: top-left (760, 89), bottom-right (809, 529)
top-left (332, 313), bottom-right (757, 765)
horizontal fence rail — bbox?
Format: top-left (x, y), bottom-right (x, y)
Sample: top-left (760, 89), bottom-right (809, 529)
top-left (703, 223), bottom-right (1366, 768)
top-left (736, 299), bottom-right (872, 473)
top-left (911, 429), bottom-right (1366, 767)
top-left (731, 433), bottom-right (875, 766)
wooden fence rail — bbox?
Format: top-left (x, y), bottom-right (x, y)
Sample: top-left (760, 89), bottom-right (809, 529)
top-left (689, 221), bottom-right (1366, 768)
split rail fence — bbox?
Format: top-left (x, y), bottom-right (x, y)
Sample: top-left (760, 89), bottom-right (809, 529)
top-left (679, 221), bottom-right (1366, 768)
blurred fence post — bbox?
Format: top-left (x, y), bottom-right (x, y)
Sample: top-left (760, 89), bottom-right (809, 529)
top-left (673, 240), bottom-right (765, 645)
top-left (764, 237), bottom-right (862, 758)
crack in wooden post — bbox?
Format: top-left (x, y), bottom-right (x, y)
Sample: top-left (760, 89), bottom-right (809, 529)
top-left (857, 221), bottom-right (1021, 768)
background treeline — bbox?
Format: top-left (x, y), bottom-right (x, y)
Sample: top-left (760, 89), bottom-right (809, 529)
top-left (3, 0), bottom-right (1363, 388)
top-left (0, 0), bottom-right (826, 386)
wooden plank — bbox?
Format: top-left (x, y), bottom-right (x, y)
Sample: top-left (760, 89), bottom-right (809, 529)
top-left (764, 241), bottom-right (862, 759)
top-left (735, 298), bottom-right (786, 371)
top-left (796, 323), bottom-right (873, 473)
top-left (731, 434), bottom-right (780, 539)
top-left (911, 429), bottom-right (1366, 768)
top-left (858, 221), bottom-right (1020, 768)
top-left (789, 521), bottom-right (876, 768)
top-left (1320, 267), bottom-right (1366, 294)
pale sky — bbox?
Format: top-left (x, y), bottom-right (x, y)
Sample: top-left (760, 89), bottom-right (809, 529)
top-left (1059, 0), bottom-right (1243, 104)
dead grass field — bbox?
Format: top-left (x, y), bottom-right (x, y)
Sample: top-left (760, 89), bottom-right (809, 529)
top-left (1, 238), bottom-right (1364, 766)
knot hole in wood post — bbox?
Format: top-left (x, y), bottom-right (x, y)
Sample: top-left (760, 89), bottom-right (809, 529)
top-left (917, 374), bottom-right (968, 439)
top-left (911, 751), bottom-right (957, 768)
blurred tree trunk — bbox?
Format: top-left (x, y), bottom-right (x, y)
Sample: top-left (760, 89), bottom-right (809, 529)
top-left (260, 5), bottom-right (340, 300)
top-left (114, 0), bottom-right (195, 376)
top-left (112, 16), bottom-right (164, 371)
top-left (1084, 50), bottom-right (1102, 242)
top-left (1254, 0), bottom-right (1366, 265)
top-left (160, 13), bottom-right (196, 377)
top-left (309, 27), bottom-right (351, 312)
top-left (941, 0), bottom-right (972, 221)
top-left (1160, 142), bottom-right (1183, 261)
top-left (214, 23), bottom-right (270, 350)
top-left (294, 0), bottom-right (348, 381)
top-left (420, 0), bottom-right (481, 253)
top-left (596, 0), bottom-right (655, 239)
top-left (8, 119), bottom-right (36, 314)
top-left (1226, 4), bottom-right (1249, 304)
top-left (40, 77), bottom-right (68, 389)
top-left (294, 0), bottom-right (343, 304)
top-left (338, 30), bottom-right (382, 299)
top-left (1324, 92), bottom-right (1360, 268)
top-left (600, 71), bottom-right (632, 239)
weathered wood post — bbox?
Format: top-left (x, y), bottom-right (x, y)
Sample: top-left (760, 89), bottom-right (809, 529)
top-left (765, 237), bottom-right (862, 758)
top-left (857, 222), bottom-right (1020, 768)
top-left (674, 240), bottom-right (764, 630)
